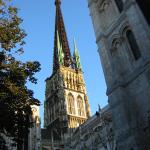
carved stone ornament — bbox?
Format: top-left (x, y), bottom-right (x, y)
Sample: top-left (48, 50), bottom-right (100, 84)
top-left (110, 46), bottom-right (117, 55)
top-left (110, 35), bottom-right (125, 55)
top-left (96, 0), bottom-right (111, 13)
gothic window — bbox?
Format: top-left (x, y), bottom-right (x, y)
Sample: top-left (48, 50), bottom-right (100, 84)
top-left (126, 30), bottom-right (141, 60)
top-left (68, 93), bottom-right (75, 115)
top-left (136, 0), bottom-right (150, 25)
top-left (77, 96), bottom-right (85, 116)
top-left (114, 0), bottom-right (123, 13)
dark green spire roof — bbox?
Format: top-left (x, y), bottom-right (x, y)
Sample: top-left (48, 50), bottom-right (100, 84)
top-left (57, 31), bottom-right (64, 65)
top-left (73, 38), bottom-right (82, 70)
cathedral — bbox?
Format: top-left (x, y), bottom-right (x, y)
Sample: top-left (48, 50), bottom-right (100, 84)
top-left (41, 0), bottom-right (91, 149)
top-left (41, 0), bottom-right (150, 150)
top-left (3, 0), bottom-right (150, 149)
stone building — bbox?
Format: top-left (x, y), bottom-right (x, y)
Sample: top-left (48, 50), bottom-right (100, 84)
top-left (41, 0), bottom-right (91, 149)
top-left (87, 0), bottom-right (150, 149)
top-left (65, 105), bottom-right (116, 150)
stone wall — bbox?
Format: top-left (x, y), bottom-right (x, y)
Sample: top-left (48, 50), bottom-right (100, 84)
top-left (88, 0), bottom-right (150, 149)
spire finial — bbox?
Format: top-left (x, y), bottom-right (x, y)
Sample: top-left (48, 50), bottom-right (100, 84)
top-left (74, 38), bottom-right (78, 53)
top-left (55, 0), bottom-right (61, 5)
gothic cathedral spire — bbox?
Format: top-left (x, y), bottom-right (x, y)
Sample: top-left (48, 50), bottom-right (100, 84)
top-left (43, 1), bottom-right (91, 148)
top-left (53, 0), bottom-right (72, 72)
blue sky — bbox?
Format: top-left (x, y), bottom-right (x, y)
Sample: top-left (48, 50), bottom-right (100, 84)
top-left (12, 0), bottom-right (108, 127)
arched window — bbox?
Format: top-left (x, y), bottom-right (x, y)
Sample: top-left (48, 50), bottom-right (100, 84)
top-left (114, 0), bottom-right (123, 13)
top-left (77, 96), bottom-right (85, 116)
top-left (126, 30), bottom-right (141, 60)
top-left (68, 93), bottom-right (75, 115)
top-left (136, 0), bottom-right (150, 25)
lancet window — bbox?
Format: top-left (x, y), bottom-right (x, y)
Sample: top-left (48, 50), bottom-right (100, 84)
top-left (114, 0), bottom-right (123, 13)
top-left (126, 30), bottom-right (141, 60)
top-left (68, 93), bottom-right (75, 115)
top-left (77, 96), bottom-right (85, 116)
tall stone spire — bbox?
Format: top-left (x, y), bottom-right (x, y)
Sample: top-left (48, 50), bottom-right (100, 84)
top-left (53, 0), bottom-right (72, 72)
top-left (43, 2), bottom-right (91, 148)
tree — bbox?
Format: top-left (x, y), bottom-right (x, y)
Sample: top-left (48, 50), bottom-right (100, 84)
top-left (0, 135), bottom-right (8, 150)
top-left (0, 0), bottom-right (41, 149)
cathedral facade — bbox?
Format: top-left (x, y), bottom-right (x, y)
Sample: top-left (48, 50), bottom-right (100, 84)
top-left (88, 0), bottom-right (150, 149)
top-left (42, 0), bottom-right (91, 149)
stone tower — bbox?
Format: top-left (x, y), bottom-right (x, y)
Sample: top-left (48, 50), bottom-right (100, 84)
top-left (88, 0), bottom-right (150, 150)
top-left (44, 0), bottom-right (91, 147)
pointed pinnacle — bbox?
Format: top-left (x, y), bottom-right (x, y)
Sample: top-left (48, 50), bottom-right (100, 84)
top-left (73, 38), bottom-right (78, 55)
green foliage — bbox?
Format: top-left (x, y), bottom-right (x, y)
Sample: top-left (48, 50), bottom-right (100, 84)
top-left (0, 0), bottom-right (41, 148)
top-left (0, 0), bottom-right (26, 52)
